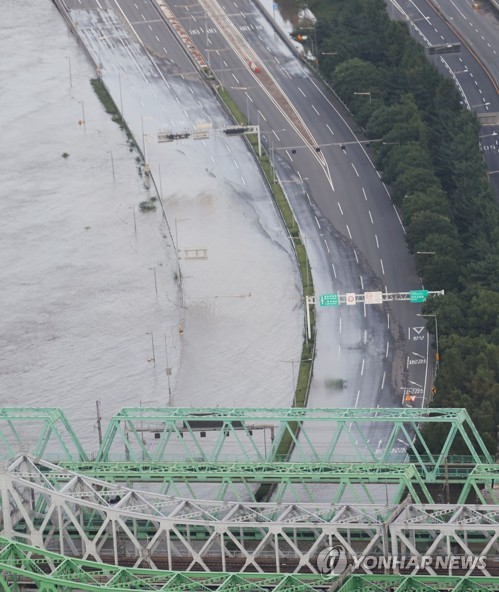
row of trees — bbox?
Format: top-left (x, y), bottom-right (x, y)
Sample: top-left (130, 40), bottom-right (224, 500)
top-left (308, 0), bottom-right (499, 453)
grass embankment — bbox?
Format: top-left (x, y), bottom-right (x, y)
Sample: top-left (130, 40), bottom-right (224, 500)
top-left (216, 87), bottom-right (316, 491)
top-left (90, 79), bottom-right (140, 153)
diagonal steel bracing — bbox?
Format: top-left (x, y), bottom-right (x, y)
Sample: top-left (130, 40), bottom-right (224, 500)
top-left (1, 456), bottom-right (498, 576)
top-left (0, 536), bottom-right (498, 591)
top-left (95, 408), bottom-right (492, 482)
top-left (0, 456), bottom-right (393, 572)
top-left (458, 464), bottom-right (499, 504)
top-left (59, 460), bottom-right (433, 504)
top-left (0, 408), bottom-right (87, 462)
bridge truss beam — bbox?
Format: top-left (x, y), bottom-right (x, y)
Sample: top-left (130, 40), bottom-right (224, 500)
top-left (95, 408), bottom-right (492, 483)
top-left (1, 456), bottom-right (497, 575)
top-left (0, 407), bottom-right (87, 461)
top-left (0, 536), bottom-right (498, 591)
top-left (60, 460), bottom-right (434, 504)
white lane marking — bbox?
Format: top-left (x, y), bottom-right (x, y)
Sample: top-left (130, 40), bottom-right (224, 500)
top-left (360, 359), bottom-right (365, 377)
top-left (387, 313), bottom-right (390, 330)
top-left (274, 56), bottom-right (280, 64)
top-left (148, 24), bottom-right (152, 30)
top-left (339, 317), bottom-right (342, 334)
top-left (353, 249), bottom-right (358, 263)
top-left (312, 105), bottom-right (320, 115)
top-left (324, 239), bottom-right (330, 253)
top-left (363, 330), bottom-right (367, 345)
top-left (381, 371), bottom-right (386, 390)
top-left (225, 143), bottom-right (231, 152)
top-left (380, 258), bottom-right (385, 275)
top-left (326, 123), bottom-right (334, 135)
top-left (351, 162), bottom-right (359, 176)
top-left (141, 13), bottom-right (145, 19)
top-left (355, 390), bottom-right (361, 408)
top-left (332, 263), bottom-right (337, 278)
top-left (241, 176), bottom-right (246, 185)
top-left (369, 210), bottom-right (373, 224)
top-left (258, 110), bottom-right (267, 121)
top-left (362, 187), bottom-right (367, 200)
top-left (315, 216), bottom-right (321, 229)
top-left (155, 35), bottom-right (160, 41)
top-left (234, 160), bottom-right (239, 169)
top-left (346, 225), bottom-right (352, 239)
top-left (163, 47), bottom-right (168, 54)
top-left (393, 203), bottom-right (405, 233)
top-left (337, 202), bottom-right (343, 215)
top-left (245, 92), bottom-right (253, 102)
top-left (232, 74), bottom-right (239, 83)
top-left (298, 87), bottom-right (306, 97)
top-left (306, 192), bottom-right (312, 205)
top-left (385, 342), bottom-right (389, 358)
top-left (189, 86), bottom-right (194, 94)
top-left (360, 275), bottom-right (364, 290)
top-left (285, 149), bottom-right (293, 161)
top-left (375, 234), bottom-right (379, 248)
top-left (272, 130), bottom-right (280, 141)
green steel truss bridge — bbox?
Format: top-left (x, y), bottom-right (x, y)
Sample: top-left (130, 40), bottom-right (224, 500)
top-left (0, 407), bottom-right (492, 473)
top-left (1, 455), bottom-right (498, 577)
top-left (0, 407), bottom-right (498, 589)
top-left (0, 535), bottom-right (498, 591)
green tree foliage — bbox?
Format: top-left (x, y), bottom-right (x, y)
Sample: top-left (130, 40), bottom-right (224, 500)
top-left (310, 0), bottom-right (499, 452)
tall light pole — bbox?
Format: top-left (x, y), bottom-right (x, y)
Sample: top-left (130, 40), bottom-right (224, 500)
top-left (354, 91), bottom-right (372, 103)
top-left (65, 56), bottom-right (72, 88)
top-left (417, 313), bottom-right (439, 374)
top-left (79, 101), bottom-right (86, 130)
top-left (415, 251), bottom-right (436, 289)
top-left (231, 86), bottom-right (252, 123)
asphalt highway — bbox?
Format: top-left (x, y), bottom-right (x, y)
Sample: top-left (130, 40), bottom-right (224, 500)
top-left (389, 0), bottom-right (499, 195)
top-left (62, 0), bottom-right (437, 431)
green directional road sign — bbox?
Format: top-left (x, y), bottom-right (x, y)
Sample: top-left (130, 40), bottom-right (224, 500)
top-left (320, 293), bottom-right (339, 307)
top-left (410, 289), bottom-right (429, 303)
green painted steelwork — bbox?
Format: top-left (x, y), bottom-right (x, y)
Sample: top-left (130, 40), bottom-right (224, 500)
top-left (458, 464), bottom-right (499, 504)
top-left (95, 407), bottom-right (493, 483)
top-left (59, 460), bottom-right (432, 503)
top-left (339, 576), bottom-right (499, 590)
top-left (0, 408), bottom-right (87, 461)
top-left (0, 536), bottom-right (498, 591)
top-left (0, 535), bottom-right (336, 591)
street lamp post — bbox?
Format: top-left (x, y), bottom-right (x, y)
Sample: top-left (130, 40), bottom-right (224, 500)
top-left (65, 56), bottom-right (72, 88)
top-left (79, 101), bottom-right (86, 130)
top-left (417, 313), bottom-right (439, 375)
top-left (354, 91), bottom-right (372, 103)
top-left (231, 86), bottom-right (251, 122)
top-left (415, 251), bottom-right (436, 289)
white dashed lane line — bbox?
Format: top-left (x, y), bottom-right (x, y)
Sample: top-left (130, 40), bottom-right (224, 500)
top-left (298, 87), bottom-right (306, 97)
